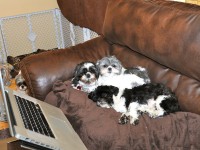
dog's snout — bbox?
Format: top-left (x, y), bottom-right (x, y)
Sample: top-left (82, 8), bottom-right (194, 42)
top-left (108, 67), bottom-right (112, 71)
top-left (86, 73), bottom-right (91, 78)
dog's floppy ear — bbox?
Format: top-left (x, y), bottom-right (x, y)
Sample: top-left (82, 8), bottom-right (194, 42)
top-left (111, 86), bottom-right (119, 96)
top-left (88, 91), bottom-right (98, 102)
top-left (73, 62), bottom-right (83, 77)
top-left (94, 64), bottom-right (100, 78)
top-left (96, 59), bottom-right (101, 67)
top-left (95, 61), bottom-right (101, 76)
top-left (110, 55), bottom-right (117, 60)
top-left (72, 63), bottom-right (82, 86)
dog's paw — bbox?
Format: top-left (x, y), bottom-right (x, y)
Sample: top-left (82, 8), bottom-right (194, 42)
top-left (148, 110), bottom-right (164, 118)
top-left (148, 113), bottom-right (158, 118)
top-left (137, 110), bottom-right (144, 115)
top-left (133, 119), bottom-right (139, 125)
top-left (118, 114), bottom-right (129, 124)
top-left (130, 117), bottom-right (139, 125)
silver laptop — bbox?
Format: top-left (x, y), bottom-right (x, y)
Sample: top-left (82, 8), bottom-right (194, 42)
top-left (0, 68), bottom-right (87, 150)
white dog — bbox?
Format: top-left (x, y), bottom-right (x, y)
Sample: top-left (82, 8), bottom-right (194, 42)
top-left (95, 56), bottom-right (150, 113)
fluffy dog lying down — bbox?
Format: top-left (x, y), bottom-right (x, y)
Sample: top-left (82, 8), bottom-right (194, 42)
top-left (88, 83), bottom-right (180, 125)
top-left (96, 56), bottom-right (150, 86)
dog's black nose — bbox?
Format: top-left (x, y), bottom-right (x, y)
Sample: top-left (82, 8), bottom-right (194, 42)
top-left (108, 67), bottom-right (112, 71)
top-left (86, 73), bottom-right (91, 78)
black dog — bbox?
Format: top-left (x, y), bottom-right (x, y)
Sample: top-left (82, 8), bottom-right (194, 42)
top-left (88, 85), bottom-right (119, 108)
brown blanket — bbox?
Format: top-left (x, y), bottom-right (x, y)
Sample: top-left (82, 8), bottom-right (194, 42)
top-left (45, 80), bottom-right (200, 150)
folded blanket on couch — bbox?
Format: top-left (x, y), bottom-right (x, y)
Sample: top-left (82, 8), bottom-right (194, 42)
top-left (44, 80), bottom-right (200, 150)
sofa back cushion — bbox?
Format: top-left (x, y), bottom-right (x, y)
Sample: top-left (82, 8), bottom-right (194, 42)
top-left (57, 0), bottom-right (109, 34)
top-left (103, 0), bottom-right (200, 82)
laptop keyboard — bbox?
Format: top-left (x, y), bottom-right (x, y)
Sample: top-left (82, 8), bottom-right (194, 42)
top-left (15, 95), bottom-right (55, 138)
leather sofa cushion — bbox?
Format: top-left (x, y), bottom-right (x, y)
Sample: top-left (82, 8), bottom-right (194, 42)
top-left (57, 0), bottom-right (109, 34)
top-left (20, 37), bottom-right (111, 100)
top-left (111, 44), bottom-right (200, 114)
top-left (103, 0), bottom-right (200, 82)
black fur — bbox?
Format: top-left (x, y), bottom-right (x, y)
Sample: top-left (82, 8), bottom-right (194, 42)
top-left (122, 83), bottom-right (180, 112)
top-left (88, 85), bottom-right (119, 106)
top-left (160, 97), bottom-right (180, 115)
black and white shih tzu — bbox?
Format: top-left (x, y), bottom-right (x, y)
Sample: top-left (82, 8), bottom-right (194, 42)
top-left (71, 61), bottom-right (99, 93)
top-left (15, 71), bottom-right (27, 91)
top-left (96, 56), bottom-right (150, 90)
top-left (93, 56), bottom-right (151, 112)
top-left (119, 83), bottom-right (180, 125)
top-left (89, 83), bottom-right (180, 125)
top-left (88, 56), bottom-right (180, 125)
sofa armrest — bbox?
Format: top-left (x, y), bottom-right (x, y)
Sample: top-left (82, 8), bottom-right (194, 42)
top-left (20, 36), bottom-right (111, 100)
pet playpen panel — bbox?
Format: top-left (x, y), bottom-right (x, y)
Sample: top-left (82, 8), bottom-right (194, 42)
top-left (59, 11), bottom-right (98, 48)
top-left (90, 30), bottom-right (98, 40)
top-left (60, 13), bottom-right (73, 48)
top-left (0, 9), bottom-right (99, 63)
top-left (73, 25), bottom-right (85, 46)
top-left (0, 26), bottom-right (5, 63)
top-left (1, 16), bottom-right (33, 58)
top-left (29, 11), bottom-right (59, 50)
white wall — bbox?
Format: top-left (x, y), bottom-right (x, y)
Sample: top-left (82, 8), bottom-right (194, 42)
top-left (0, 0), bottom-right (58, 17)
top-left (173, 0), bottom-right (185, 2)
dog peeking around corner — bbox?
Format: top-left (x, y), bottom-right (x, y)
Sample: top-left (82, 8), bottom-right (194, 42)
top-left (88, 83), bottom-right (180, 125)
top-left (15, 71), bottom-right (27, 92)
top-left (71, 61), bottom-right (99, 93)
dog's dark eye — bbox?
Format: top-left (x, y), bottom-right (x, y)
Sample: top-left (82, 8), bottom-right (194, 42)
top-left (112, 64), bottom-right (116, 68)
top-left (103, 65), bottom-right (108, 68)
top-left (89, 68), bottom-right (95, 73)
top-left (83, 68), bottom-right (87, 73)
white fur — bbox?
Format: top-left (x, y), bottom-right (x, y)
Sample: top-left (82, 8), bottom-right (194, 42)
top-left (77, 80), bottom-right (98, 93)
top-left (84, 63), bottom-right (94, 68)
top-left (120, 95), bottom-right (170, 125)
top-left (98, 74), bottom-right (145, 90)
top-left (97, 73), bottom-right (145, 113)
top-left (112, 96), bottom-right (127, 113)
top-left (127, 102), bottom-right (140, 125)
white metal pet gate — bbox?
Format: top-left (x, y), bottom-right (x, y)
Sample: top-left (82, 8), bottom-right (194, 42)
top-left (0, 9), bottom-right (98, 63)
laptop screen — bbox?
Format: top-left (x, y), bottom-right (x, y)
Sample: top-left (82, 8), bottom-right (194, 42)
top-left (0, 68), bottom-right (15, 136)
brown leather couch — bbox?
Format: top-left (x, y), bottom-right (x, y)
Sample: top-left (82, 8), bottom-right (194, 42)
top-left (20, 0), bottom-right (200, 149)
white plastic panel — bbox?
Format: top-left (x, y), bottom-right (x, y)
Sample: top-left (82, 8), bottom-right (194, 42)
top-left (30, 11), bottom-right (58, 50)
top-left (1, 16), bottom-right (32, 57)
top-left (0, 9), bottom-right (99, 63)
